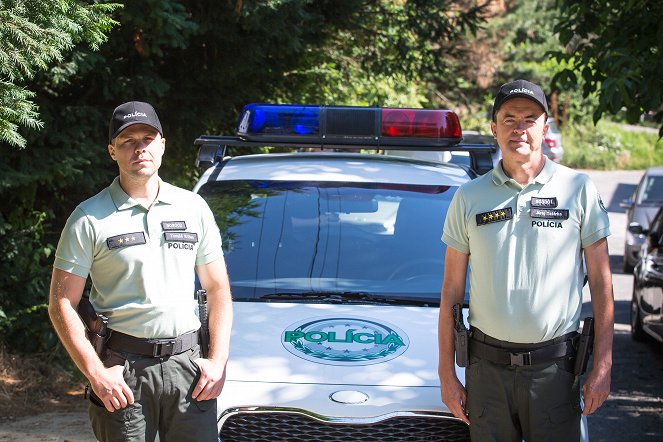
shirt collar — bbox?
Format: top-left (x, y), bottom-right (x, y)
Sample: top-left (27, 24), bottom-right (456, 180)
top-left (491, 157), bottom-right (556, 186)
top-left (109, 176), bottom-right (177, 210)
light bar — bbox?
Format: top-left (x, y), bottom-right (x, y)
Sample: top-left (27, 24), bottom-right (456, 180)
top-left (238, 104), bottom-right (320, 137)
top-left (236, 104), bottom-right (462, 147)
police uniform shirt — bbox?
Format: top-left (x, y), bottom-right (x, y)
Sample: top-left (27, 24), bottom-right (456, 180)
top-left (442, 159), bottom-right (610, 343)
top-left (54, 177), bottom-right (224, 339)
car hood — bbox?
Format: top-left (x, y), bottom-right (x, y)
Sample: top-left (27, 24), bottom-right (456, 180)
top-left (225, 301), bottom-right (464, 388)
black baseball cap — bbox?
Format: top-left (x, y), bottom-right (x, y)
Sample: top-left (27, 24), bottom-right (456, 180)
top-left (491, 79), bottom-right (548, 121)
top-left (108, 101), bottom-right (163, 143)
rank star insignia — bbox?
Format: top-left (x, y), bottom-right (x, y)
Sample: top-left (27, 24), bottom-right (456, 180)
top-left (107, 232), bottom-right (147, 250)
top-left (476, 207), bottom-right (514, 226)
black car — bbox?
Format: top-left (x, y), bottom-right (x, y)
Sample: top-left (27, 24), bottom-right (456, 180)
top-left (631, 205), bottom-right (663, 348)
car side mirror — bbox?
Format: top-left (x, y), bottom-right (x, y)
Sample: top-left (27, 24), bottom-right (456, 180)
top-left (619, 198), bottom-right (633, 209)
top-left (628, 222), bottom-right (645, 235)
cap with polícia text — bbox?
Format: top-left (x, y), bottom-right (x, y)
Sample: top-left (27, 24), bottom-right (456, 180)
top-left (491, 79), bottom-right (548, 121)
top-left (108, 101), bottom-right (163, 143)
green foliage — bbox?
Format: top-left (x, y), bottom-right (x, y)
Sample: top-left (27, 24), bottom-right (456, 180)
top-left (552, 0), bottom-right (663, 136)
top-left (0, 0), bottom-right (120, 148)
top-left (474, 0), bottom-right (599, 127)
top-left (562, 121), bottom-right (663, 170)
top-left (486, 0), bottom-right (561, 84)
top-left (0, 80), bottom-right (42, 147)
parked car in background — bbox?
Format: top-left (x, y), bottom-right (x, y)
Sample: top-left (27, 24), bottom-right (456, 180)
top-left (620, 167), bottom-right (663, 272)
top-left (543, 117), bottom-right (564, 162)
top-left (631, 205), bottom-right (663, 348)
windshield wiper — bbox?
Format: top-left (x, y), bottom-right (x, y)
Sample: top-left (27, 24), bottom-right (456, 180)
top-left (259, 291), bottom-right (434, 306)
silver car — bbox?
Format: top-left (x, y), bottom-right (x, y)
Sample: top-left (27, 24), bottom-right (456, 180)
top-left (620, 167), bottom-right (663, 272)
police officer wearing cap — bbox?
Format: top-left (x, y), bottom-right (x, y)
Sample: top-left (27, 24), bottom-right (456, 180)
top-left (48, 101), bottom-right (233, 441)
top-left (437, 80), bottom-right (613, 441)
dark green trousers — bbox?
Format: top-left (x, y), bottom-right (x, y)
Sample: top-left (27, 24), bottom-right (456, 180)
top-left (89, 344), bottom-right (218, 442)
top-left (466, 354), bottom-right (581, 442)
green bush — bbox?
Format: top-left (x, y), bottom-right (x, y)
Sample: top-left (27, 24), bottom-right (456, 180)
top-left (562, 121), bottom-right (662, 170)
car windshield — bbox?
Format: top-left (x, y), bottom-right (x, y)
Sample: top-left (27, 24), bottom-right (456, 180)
top-left (638, 175), bottom-right (663, 204)
top-left (198, 180), bottom-right (462, 306)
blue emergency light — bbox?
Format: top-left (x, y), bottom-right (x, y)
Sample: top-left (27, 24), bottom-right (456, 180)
top-left (236, 104), bottom-right (462, 147)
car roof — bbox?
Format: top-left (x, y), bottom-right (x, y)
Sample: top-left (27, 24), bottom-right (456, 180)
top-left (200, 152), bottom-right (473, 187)
top-left (644, 166), bottom-right (663, 176)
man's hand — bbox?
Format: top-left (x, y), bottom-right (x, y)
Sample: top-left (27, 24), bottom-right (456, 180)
top-left (582, 363), bottom-right (611, 415)
top-left (440, 374), bottom-right (469, 425)
top-left (191, 358), bottom-right (227, 401)
top-left (90, 365), bottom-right (135, 412)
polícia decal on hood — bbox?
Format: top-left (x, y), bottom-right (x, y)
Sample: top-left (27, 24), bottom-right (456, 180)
top-left (282, 316), bottom-right (410, 365)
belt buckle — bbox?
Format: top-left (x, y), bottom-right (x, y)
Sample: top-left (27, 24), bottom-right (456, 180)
top-left (509, 351), bottom-right (531, 366)
top-left (153, 340), bottom-right (176, 357)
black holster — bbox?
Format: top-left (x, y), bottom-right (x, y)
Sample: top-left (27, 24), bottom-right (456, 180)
top-left (574, 317), bottom-right (595, 376)
top-left (453, 303), bottom-right (469, 367)
top-left (76, 296), bottom-right (109, 357)
top-left (197, 289), bottom-right (210, 359)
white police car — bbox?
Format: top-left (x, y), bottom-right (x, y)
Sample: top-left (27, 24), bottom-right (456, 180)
top-left (192, 104), bottom-right (587, 441)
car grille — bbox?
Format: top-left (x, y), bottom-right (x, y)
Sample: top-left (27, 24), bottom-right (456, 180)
top-left (219, 408), bottom-right (470, 441)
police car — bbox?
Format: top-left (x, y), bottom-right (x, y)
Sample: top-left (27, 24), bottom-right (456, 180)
top-left (192, 104), bottom-right (588, 441)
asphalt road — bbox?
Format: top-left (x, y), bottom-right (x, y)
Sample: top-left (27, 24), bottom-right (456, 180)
top-left (581, 169), bottom-right (663, 442)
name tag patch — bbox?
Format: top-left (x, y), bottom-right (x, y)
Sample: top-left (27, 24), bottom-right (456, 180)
top-left (164, 232), bottom-right (198, 243)
top-left (530, 197), bottom-right (558, 208)
top-left (107, 232), bottom-right (146, 249)
top-left (161, 221), bottom-right (187, 231)
top-left (530, 208), bottom-right (569, 220)
top-left (476, 207), bottom-right (513, 226)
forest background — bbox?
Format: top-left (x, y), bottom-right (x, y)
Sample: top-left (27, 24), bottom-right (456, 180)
top-left (0, 0), bottom-right (662, 384)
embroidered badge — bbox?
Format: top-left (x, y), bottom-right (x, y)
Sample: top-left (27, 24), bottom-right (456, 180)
top-left (530, 208), bottom-right (569, 220)
top-left (598, 195), bottom-right (607, 213)
top-left (161, 221), bottom-right (187, 231)
top-left (163, 232), bottom-right (198, 243)
top-left (476, 207), bottom-right (513, 226)
top-left (107, 232), bottom-right (146, 250)
top-left (530, 197), bottom-right (558, 208)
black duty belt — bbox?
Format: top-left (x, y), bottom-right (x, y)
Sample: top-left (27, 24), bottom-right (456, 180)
top-left (107, 329), bottom-right (200, 357)
top-left (470, 328), bottom-right (578, 367)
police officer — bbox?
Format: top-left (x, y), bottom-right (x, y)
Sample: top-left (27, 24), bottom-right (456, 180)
top-left (48, 101), bottom-right (233, 441)
top-left (437, 80), bottom-right (613, 441)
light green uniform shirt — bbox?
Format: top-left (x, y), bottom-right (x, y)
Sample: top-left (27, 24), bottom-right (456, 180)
top-left (54, 177), bottom-right (224, 338)
top-left (442, 159), bottom-right (610, 343)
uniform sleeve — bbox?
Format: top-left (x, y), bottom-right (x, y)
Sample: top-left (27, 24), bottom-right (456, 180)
top-left (53, 207), bottom-right (94, 278)
top-left (442, 187), bottom-right (470, 254)
top-left (580, 176), bottom-right (611, 248)
top-left (195, 194), bottom-right (224, 266)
